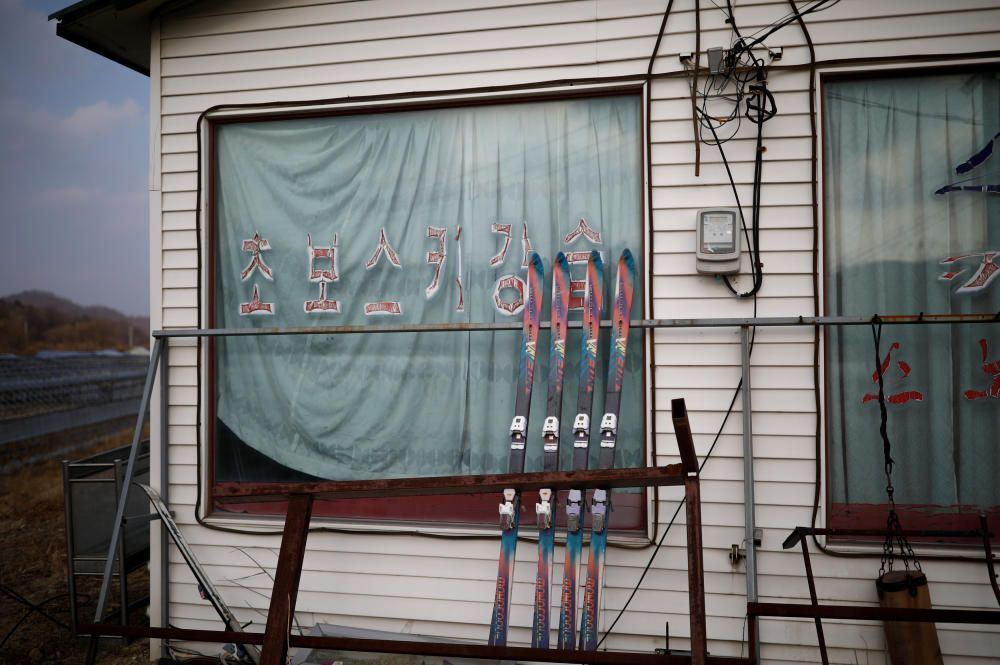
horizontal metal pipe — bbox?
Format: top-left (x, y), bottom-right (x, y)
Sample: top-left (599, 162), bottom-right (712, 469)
top-left (153, 313), bottom-right (1000, 339)
top-left (216, 464), bottom-right (685, 502)
top-left (748, 602), bottom-right (1000, 624)
top-left (77, 623), bottom-right (750, 665)
top-left (782, 526), bottom-right (991, 549)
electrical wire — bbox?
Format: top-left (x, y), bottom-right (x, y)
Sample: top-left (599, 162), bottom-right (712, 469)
top-left (596, 319), bottom-right (757, 648)
top-left (0, 586), bottom-right (72, 648)
top-left (593, 0), bottom-right (845, 643)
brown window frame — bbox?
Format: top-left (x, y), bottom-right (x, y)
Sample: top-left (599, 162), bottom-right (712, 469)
top-left (201, 86), bottom-right (653, 535)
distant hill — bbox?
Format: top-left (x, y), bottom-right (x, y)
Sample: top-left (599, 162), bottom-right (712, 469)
top-left (0, 290), bottom-right (149, 355)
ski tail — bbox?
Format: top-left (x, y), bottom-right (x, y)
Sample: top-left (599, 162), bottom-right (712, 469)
top-left (532, 253), bottom-right (570, 649)
top-left (557, 250), bottom-right (604, 650)
top-left (579, 249), bottom-right (636, 651)
top-left (489, 252), bottom-right (543, 646)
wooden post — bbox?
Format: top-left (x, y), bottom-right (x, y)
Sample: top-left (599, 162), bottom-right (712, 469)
top-left (260, 494), bottom-right (313, 665)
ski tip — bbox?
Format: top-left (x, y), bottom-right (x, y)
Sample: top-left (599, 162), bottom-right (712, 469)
top-left (590, 249), bottom-right (603, 274)
top-left (529, 251), bottom-right (544, 272)
top-left (555, 251), bottom-right (569, 272)
top-left (620, 247), bottom-right (635, 269)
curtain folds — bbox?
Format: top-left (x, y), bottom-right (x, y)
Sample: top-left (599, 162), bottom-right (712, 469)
top-left (213, 95), bottom-right (644, 482)
top-left (825, 72), bottom-right (999, 520)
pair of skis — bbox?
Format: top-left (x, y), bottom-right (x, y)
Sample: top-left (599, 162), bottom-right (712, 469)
top-left (488, 248), bottom-right (636, 651)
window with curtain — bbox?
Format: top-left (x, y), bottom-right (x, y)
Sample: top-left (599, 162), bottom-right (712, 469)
top-left (824, 70), bottom-right (1000, 536)
top-left (208, 93), bottom-right (646, 528)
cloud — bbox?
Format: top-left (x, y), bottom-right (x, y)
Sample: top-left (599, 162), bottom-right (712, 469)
top-left (34, 185), bottom-right (96, 207)
top-left (58, 98), bottom-right (142, 138)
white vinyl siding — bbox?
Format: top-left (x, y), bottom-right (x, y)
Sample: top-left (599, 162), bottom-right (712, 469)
top-left (151, 1), bottom-right (1000, 662)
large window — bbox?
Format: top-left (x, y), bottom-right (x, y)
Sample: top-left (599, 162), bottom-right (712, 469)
top-left (208, 93), bottom-right (647, 528)
top-left (824, 69), bottom-right (1000, 534)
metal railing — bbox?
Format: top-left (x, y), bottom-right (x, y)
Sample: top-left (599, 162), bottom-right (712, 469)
top-left (89, 312), bottom-right (999, 664)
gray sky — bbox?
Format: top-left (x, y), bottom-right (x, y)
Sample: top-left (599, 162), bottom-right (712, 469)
top-left (0, 0), bottom-right (149, 316)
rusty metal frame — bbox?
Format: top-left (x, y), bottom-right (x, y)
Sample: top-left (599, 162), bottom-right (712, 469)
top-left (747, 523), bottom-right (1000, 664)
top-left (85, 398), bottom-right (720, 665)
top-left (83, 312), bottom-right (997, 663)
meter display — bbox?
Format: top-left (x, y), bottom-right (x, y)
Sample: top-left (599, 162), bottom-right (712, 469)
top-left (701, 214), bottom-right (736, 254)
top-left (695, 208), bottom-right (741, 275)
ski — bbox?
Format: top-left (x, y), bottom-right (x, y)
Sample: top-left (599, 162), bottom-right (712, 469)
top-left (579, 248), bottom-right (636, 651)
top-left (489, 251), bottom-right (544, 647)
top-left (531, 252), bottom-right (570, 648)
top-left (137, 484), bottom-right (260, 664)
top-left (557, 249), bottom-right (604, 650)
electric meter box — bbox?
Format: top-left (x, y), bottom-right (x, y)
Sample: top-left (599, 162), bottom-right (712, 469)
top-left (695, 208), bottom-right (741, 275)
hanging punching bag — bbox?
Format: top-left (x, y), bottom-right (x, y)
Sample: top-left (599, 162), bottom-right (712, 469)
top-left (868, 321), bottom-right (943, 665)
top-left (876, 570), bottom-right (943, 665)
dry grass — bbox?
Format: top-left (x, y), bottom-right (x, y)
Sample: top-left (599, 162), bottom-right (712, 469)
top-left (0, 431), bottom-right (150, 665)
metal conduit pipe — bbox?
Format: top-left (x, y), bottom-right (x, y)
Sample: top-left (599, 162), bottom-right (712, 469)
top-left (740, 326), bottom-right (760, 663)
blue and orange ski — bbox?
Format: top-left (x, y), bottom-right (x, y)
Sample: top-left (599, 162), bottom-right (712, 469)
top-left (557, 250), bottom-right (604, 650)
top-left (489, 252), bottom-right (544, 647)
top-left (579, 248), bottom-right (636, 651)
top-left (531, 252), bottom-right (571, 648)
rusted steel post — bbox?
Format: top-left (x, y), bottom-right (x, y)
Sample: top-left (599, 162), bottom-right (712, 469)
top-left (747, 611), bottom-right (758, 665)
top-left (260, 494), bottom-right (313, 665)
top-left (675, 397), bottom-right (706, 665)
top-left (685, 475), bottom-right (707, 665)
top-left (671, 398), bottom-right (699, 475)
top-left (799, 539), bottom-right (829, 665)
top-left (980, 513), bottom-right (1000, 608)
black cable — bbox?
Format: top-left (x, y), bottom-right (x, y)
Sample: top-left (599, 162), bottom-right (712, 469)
top-left (646, 0), bottom-right (676, 77)
top-left (695, 108), bottom-right (755, 291)
top-left (0, 587), bottom-right (71, 649)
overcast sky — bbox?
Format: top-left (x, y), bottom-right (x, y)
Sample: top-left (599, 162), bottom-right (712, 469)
top-left (0, 0), bottom-right (149, 316)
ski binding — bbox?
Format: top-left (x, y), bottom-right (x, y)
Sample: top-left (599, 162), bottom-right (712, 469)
top-left (510, 415), bottom-right (527, 449)
top-left (591, 489), bottom-right (609, 533)
top-left (565, 489), bottom-right (584, 533)
top-left (536, 488), bottom-right (553, 529)
top-left (499, 488), bottom-right (517, 530)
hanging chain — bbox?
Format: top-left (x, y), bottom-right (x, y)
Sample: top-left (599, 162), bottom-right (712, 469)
top-left (871, 317), bottom-right (921, 578)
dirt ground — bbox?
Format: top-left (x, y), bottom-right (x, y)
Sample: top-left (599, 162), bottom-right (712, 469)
top-left (0, 431), bottom-right (151, 665)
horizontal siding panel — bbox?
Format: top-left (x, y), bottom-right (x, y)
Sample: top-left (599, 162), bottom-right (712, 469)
top-left (161, 287), bottom-right (197, 307)
top-left (653, 206), bottom-right (814, 231)
top-left (163, 20), bottom-right (607, 76)
top-left (162, 211), bottom-right (195, 231)
top-left (161, 230), bottom-right (197, 250)
top-left (166, 424), bottom-right (197, 446)
top-left (162, 172), bottom-right (198, 191)
top-left (652, 159), bottom-right (814, 186)
top-left (654, 229), bottom-right (815, 254)
top-left (153, 1), bottom-right (1000, 661)
top-left (162, 268), bottom-right (198, 288)
top-left (651, 114), bottom-right (813, 144)
top-left (653, 249), bottom-right (813, 276)
top-left (653, 182), bottom-right (813, 209)
top-left (162, 42), bottom-right (603, 96)
top-left (162, 151), bottom-right (197, 172)
top-left (651, 273), bottom-right (815, 299)
top-left (162, 0), bottom-right (598, 41)
top-left (653, 342), bottom-right (815, 366)
top-left (168, 385), bottom-right (198, 406)
top-left (162, 307), bottom-right (199, 328)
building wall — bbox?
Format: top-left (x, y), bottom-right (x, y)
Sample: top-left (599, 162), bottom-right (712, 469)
top-left (150, 1), bottom-right (1000, 662)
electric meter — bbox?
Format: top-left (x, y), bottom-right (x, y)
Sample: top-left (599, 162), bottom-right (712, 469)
top-left (695, 208), bottom-right (741, 275)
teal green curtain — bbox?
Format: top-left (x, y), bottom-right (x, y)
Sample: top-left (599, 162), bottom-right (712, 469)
top-left (213, 95), bottom-right (644, 482)
top-left (825, 73), bottom-right (1000, 516)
